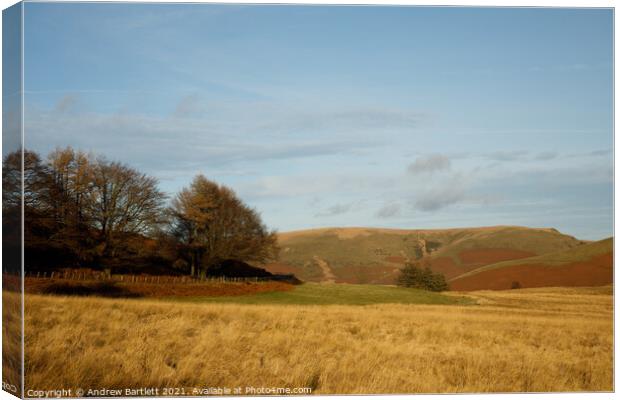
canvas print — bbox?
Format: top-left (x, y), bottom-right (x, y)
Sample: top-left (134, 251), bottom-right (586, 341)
top-left (2, 2), bottom-right (614, 397)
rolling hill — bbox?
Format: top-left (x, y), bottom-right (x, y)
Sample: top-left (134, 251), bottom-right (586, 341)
top-left (449, 237), bottom-right (613, 291)
top-left (264, 226), bottom-right (600, 288)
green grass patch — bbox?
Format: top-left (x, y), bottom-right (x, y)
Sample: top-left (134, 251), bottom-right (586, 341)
top-left (164, 283), bottom-right (474, 306)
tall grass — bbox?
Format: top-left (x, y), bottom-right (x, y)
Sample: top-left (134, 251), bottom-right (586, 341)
top-left (21, 286), bottom-right (612, 394)
top-left (3, 291), bottom-right (22, 397)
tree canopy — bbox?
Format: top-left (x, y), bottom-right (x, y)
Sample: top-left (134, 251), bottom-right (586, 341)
top-left (3, 148), bottom-right (279, 276)
top-left (170, 174), bottom-right (279, 277)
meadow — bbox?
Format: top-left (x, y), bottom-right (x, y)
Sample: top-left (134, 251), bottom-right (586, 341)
top-left (20, 284), bottom-right (613, 395)
top-left (169, 282), bottom-right (473, 305)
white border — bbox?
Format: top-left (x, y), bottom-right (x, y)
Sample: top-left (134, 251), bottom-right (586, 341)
top-left (0, 2), bottom-right (616, 400)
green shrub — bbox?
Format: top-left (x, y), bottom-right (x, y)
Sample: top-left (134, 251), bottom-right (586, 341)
top-left (397, 262), bottom-right (449, 292)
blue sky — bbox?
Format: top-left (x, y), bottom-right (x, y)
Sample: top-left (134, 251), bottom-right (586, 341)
top-left (18, 4), bottom-right (613, 239)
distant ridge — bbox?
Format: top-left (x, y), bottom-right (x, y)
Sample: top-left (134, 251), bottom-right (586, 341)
top-left (265, 225), bottom-right (602, 289)
top-left (278, 225), bottom-right (569, 241)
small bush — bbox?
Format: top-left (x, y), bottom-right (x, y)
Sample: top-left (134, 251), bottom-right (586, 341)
top-left (397, 262), bottom-right (449, 292)
top-left (511, 281), bottom-right (522, 289)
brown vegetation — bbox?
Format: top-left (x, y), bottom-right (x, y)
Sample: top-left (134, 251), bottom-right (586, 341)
top-left (384, 255), bottom-right (406, 264)
top-left (334, 265), bottom-right (399, 285)
top-left (450, 253), bottom-right (613, 291)
top-left (425, 256), bottom-right (462, 279)
top-left (458, 248), bottom-right (536, 266)
top-left (21, 286), bottom-right (612, 394)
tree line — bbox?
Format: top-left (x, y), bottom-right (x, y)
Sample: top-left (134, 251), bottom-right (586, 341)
top-left (2, 147), bottom-right (279, 277)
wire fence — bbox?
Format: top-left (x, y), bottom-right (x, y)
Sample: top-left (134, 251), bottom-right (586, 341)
top-left (21, 270), bottom-right (294, 284)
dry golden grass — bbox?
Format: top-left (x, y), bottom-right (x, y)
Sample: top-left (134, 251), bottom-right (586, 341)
top-left (21, 286), bottom-right (612, 395)
top-left (3, 290), bottom-right (22, 397)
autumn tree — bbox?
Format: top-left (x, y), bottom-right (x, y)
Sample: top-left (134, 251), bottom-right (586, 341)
top-left (87, 158), bottom-right (167, 258)
top-left (2, 150), bottom-right (22, 273)
top-left (170, 174), bottom-right (279, 277)
top-left (3, 150), bottom-right (55, 271)
top-left (47, 147), bottom-right (92, 229)
top-left (3, 149), bottom-right (85, 269)
top-left (45, 147), bottom-right (98, 264)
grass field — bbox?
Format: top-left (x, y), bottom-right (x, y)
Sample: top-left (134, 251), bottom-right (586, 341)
top-left (20, 284), bottom-right (613, 394)
top-left (2, 290), bottom-right (22, 397)
top-left (168, 283), bottom-right (473, 305)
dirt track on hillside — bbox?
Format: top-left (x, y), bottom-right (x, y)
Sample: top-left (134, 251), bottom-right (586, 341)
top-left (313, 256), bottom-right (336, 283)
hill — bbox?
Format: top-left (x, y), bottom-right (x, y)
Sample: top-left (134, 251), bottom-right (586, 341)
top-left (265, 226), bottom-right (585, 285)
top-left (449, 237), bottom-right (613, 290)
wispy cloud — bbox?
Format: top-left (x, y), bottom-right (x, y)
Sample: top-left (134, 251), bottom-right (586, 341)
top-left (408, 154), bottom-right (451, 175)
top-left (24, 102), bottom-right (395, 182)
top-left (375, 203), bottom-right (402, 218)
top-left (483, 150), bottom-right (529, 162)
top-left (534, 151), bottom-right (558, 161)
top-left (173, 93), bottom-right (203, 118)
top-left (315, 203), bottom-right (354, 217)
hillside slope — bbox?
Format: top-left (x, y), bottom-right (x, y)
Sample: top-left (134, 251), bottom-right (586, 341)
top-left (449, 238), bottom-right (613, 291)
top-left (265, 226), bottom-right (584, 284)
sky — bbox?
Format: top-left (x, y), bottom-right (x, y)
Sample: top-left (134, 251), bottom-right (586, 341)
top-left (14, 3), bottom-right (614, 239)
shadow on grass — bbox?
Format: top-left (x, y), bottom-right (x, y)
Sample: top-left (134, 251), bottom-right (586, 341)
top-left (41, 282), bottom-right (142, 298)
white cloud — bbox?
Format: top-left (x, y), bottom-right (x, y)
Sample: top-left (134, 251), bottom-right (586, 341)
top-left (414, 178), bottom-right (468, 212)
